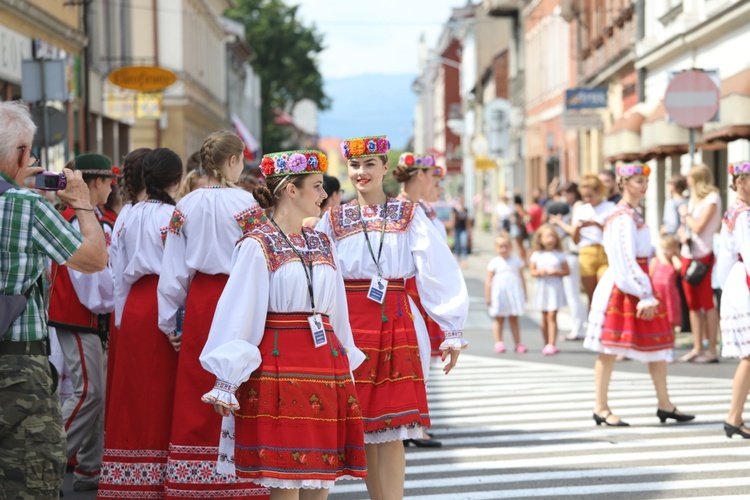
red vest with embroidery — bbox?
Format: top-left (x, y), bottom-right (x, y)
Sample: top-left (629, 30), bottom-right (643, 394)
top-left (48, 207), bottom-right (102, 333)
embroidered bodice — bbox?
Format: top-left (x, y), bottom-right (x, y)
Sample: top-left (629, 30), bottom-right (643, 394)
top-left (329, 197), bottom-right (416, 240)
top-left (238, 222), bottom-right (336, 272)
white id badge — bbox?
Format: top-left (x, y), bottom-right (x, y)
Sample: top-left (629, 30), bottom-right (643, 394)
top-left (367, 276), bottom-right (388, 304)
top-left (308, 314), bottom-right (327, 348)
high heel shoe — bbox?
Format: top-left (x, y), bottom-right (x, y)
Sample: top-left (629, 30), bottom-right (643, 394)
top-left (724, 422), bottom-right (750, 438)
top-left (593, 411), bottom-right (629, 427)
top-left (657, 407), bottom-right (695, 423)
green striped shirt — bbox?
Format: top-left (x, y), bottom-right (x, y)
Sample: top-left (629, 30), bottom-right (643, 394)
top-left (0, 171), bottom-right (83, 341)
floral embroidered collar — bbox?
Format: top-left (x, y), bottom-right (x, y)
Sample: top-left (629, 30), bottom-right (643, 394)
top-left (723, 200), bottom-right (750, 233)
top-left (328, 197), bottom-right (416, 240)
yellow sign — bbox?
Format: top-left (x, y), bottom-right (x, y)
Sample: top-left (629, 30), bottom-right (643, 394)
top-left (475, 157), bottom-right (496, 170)
top-left (108, 66), bottom-right (177, 93)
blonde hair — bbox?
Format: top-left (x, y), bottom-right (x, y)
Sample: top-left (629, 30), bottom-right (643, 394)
top-left (687, 163), bottom-right (719, 202)
top-left (495, 231), bottom-right (512, 247)
top-left (579, 173), bottom-right (607, 198)
top-left (531, 224), bottom-right (562, 252)
top-left (178, 169), bottom-right (206, 199)
top-left (200, 131), bottom-right (244, 186)
top-left (660, 233), bottom-right (679, 253)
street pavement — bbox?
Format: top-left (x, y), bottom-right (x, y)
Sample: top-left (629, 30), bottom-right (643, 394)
top-left (65, 229), bottom-right (745, 499)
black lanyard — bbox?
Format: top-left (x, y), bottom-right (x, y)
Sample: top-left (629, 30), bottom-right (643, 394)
top-left (357, 200), bottom-right (388, 276)
top-left (270, 220), bottom-right (315, 311)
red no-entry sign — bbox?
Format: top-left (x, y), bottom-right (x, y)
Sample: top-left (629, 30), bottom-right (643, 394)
top-left (664, 70), bottom-right (720, 128)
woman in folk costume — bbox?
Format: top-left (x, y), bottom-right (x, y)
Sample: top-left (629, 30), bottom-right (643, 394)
top-left (394, 153), bottom-right (447, 448)
top-left (317, 136), bottom-right (469, 499)
top-left (98, 149), bottom-right (183, 498)
top-left (584, 164), bottom-right (695, 427)
top-left (717, 161), bottom-right (750, 438)
top-left (157, 131), bottom-right (268, 499)
top-left (200, 150), bottom-right (367, 499)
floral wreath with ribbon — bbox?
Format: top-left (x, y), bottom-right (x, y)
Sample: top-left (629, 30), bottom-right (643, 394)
top-left (260, 150), bottom-right (328, 178)
top-left (615, 164), bottom-right (651, 178)
top-left (340, 136), bottom-right (390, 159)
top-left (728, 161), bottom-right (750, 176)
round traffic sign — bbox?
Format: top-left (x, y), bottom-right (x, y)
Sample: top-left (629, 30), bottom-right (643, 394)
top-left (664, 70), bottom-right (720, 128)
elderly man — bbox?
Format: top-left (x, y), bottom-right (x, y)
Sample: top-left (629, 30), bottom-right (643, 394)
top-left (0, 101), bottom-right (108, 499)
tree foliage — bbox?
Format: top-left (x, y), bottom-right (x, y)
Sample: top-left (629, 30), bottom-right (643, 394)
top-left (227, 0), bottom-right (330, 153)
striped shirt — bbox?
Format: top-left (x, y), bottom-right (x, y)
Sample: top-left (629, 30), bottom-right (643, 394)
top-left (0, 171), bottom-right (83, 341)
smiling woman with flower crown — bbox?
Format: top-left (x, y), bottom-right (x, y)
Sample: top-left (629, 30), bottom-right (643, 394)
top-left (584, 164), bottom-right (695, 428)
top-left (200, 150), bottom-right (367, 498)
top-left (316, 136), bottom-right (469, 500)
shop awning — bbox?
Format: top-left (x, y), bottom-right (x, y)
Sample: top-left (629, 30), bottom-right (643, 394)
top-left (703, 68), bottom-right (750, 143)
top-left (232, 113), bottom-right (259, 161)
top-left (640, 101), bottom-right (699, 159)
top-left (603, 106), bottom-right (647, 162)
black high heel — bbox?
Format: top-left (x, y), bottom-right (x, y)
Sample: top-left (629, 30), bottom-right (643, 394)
top-left (657, 407), bottom-right (695, 423)
top-left (724, 422), bottom-right (750, 438)
top-left (593, 411), bottom-right (629, 427)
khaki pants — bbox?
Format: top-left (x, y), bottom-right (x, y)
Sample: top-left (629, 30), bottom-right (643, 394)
top-left (0, 353), bottom-right (66, 499)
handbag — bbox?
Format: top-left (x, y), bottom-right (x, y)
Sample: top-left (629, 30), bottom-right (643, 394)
top-left (684, 238), bottom-right (710, 286)
top-left (0, 179), bottom-right (32, 335)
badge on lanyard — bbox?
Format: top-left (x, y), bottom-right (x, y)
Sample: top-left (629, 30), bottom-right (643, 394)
top-left (367, 276), bottom-right (388, 304)
top-left (308, 313), bottom-right (327, 347)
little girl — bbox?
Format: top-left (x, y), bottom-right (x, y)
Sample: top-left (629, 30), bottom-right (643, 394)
top-left (650, 234), bottom-right (683, 336)
top-left (529, 224), bottom-right (569, 355)
top-left (485, 232), bottom-right (527, 354)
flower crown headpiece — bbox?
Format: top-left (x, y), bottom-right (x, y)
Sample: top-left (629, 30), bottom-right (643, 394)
top-left (433, 165), bottom-right (446, 179)
top-left (728, 161), bottom-right (750, 176)
top-left (260, 150), bottom-right (328, 178)
top-left (340, 135), bottom-right (390, 160)
top-left (616, 164), bottom-right (651, 178)
top-left (398, 152), bottom-right (436, 169)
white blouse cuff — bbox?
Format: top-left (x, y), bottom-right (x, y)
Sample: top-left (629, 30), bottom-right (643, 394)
top-left (346, 345), bottom-right (367, 371)
top-left (440, 330), bottom-right (469, 351)
top-left (636, 297), bottom-right (659, 310)
top-left (201, 379), bottom-right (240, 410)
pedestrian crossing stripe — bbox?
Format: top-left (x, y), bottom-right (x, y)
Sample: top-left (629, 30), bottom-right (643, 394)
top-left (329, 354), bottom-right (744, 499)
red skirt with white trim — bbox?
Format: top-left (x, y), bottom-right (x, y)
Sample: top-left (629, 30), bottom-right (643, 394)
top-left (600, 261), bottom-right (674, 353)
top-left (163, 273), bottom-right (269, 499)
top-left (98, 275), bottom-right (177, 499)
top-left (405, 277), bottom-right (443, 358)
top-left (233, 313), bottom-right (366, 487)
top-left (344, 279), bottom-right (430, 442)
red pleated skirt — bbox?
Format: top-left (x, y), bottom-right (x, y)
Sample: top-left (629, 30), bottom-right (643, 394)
top-left (344, 279), bottom-right (430, 436)
top-left (163, 273), bottom-right (269, 499)
top-left (105, 316), bottom-right (119, 421)
top-left (233, 313), bottom-right (367, 484)
top-left (600, 261), bottom-right (674, 352)
top-left (404, 277), bottom-right (444, 358)
top-left (98, 275), bottom-right (177, 499)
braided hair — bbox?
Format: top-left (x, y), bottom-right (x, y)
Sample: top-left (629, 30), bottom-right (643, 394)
top-left (120, 148), bottom-right (151, 203)
top-left (200, 131), bottom-right (244, 186)
top-left (143, 148), bottom-right (183, 205)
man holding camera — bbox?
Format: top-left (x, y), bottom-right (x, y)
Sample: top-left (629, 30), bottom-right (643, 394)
top-left (48, 153), bottom-right (116, 491)
top-left (0, 101), bottom-right (108, 498)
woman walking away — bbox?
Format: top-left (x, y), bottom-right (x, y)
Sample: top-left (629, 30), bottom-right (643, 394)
top-left (718, 161), bottom-right (750, 438)
top-left (486, 232), bottom-right (527, 354)
top-left (529, 224), bottom-right (569, 355)
top-left (584, 164), bottom-right (695, 427)
top-left (157, 131), bottom-right (268, 499)
top-left (99, 148), bottom-right (183, 498)
top-left (317, 135), bottom-right (469, 500)
top-left (200, 149), bottom-right (367, 497)
top-left (677, 164), bottom-right (722, 364)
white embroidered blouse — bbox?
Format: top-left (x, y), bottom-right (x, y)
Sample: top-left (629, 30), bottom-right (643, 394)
top-left (157, 187), bottom-right (261, 334)
top-left (316, 197), bottom-right (468, 351)
top-left (716, 200), bottom-right (750, 288)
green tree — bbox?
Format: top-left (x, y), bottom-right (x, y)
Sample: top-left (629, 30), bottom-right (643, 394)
top-left (383, 149), bottom-right (404, 197)
top-left (227, 0), bottom-right (330, 153)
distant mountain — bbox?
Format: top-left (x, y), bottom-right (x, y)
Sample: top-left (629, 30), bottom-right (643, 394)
top-left (320, 73), bottom-right (418, 149)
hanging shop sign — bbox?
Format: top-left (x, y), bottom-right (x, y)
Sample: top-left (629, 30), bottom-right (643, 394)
top-left (108, 66), bottom-right (177, 93)
top-left (565, 88), bottom-right (608, 109)
top-left (0, 26), bottom-right (32, 84)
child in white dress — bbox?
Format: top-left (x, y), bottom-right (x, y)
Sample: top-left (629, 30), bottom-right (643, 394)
top-left (485, 232), bottom-right (526, 353)
top-left (529, 224), bottom-right (569, 355)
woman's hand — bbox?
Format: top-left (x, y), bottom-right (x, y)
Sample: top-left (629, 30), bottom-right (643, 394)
top-left (167, 333), bottom-right (182, 352)
top-left (214, 403), bottom-right (231, 417)
top-left (442, 349), bottom-right (460, 375)
top-left (678, 204), bottom-right (688, 217)
top-left (636, 304), bottom-right (657, 321)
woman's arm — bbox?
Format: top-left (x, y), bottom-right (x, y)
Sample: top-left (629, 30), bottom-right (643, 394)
top-left (683, 199), bottom-right (718, 235)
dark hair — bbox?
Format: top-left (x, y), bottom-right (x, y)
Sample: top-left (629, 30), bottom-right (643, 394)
top-left (120, 148), bottom-right (151, 202)
top-left (669, 173), bottom-right (687, 194)
top-left (103, 183), bottom-right (122, 212)
top-left (186, 151), bottom-right (201, 173)
top-left (562, 182), bottom-right (582, 202)
top-left (253, 175), bottom-right (307, 210)
top-left (392, 165), bottom-right (420, 183)
top-left (599, 169), bottom-right (616, 181)
top-left (143, 148), bottom-right (183, 206)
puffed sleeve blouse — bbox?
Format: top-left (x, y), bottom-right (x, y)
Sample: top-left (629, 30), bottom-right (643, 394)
top-left (199, 223), bottom-right (365, 408)
top-left (317, 197), bottom-right (469, 350)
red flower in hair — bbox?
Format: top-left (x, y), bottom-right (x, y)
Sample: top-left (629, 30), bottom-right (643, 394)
top-left (404, 154), bottom-right (414, 166)
top-left (260, 157), bottom-right (275, 176)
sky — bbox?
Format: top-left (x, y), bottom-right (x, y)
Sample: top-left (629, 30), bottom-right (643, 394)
top-left (295, 0), bottom-right (469, 79)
